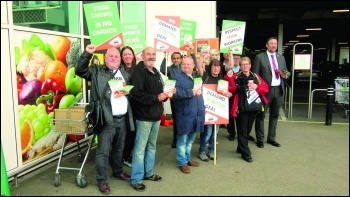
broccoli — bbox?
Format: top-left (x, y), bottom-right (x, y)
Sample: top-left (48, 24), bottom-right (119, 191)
top-left (66, 39), bottom-right (81, 69)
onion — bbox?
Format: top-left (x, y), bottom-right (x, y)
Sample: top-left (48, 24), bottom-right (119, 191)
top-left (18, 79), bottom-right (42, 105)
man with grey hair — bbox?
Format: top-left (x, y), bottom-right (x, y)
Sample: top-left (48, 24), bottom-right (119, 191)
top-left (129, 46), bottom-right (172, 192)
top-left (75, 44), bottom-right (135, 195)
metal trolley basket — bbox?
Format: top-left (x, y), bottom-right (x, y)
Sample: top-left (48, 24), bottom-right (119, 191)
top-left (334, 77), bottom-right (349, 118)
top-left (52, 104), bottom-right (96, 188)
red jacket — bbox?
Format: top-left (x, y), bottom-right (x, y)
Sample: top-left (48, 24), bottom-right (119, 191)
top-left (224, 72), bottom-right (269, 117)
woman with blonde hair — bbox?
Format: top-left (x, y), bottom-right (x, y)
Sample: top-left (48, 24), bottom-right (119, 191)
top-left (199, 48), bottom-right (224, 77)
top-left (209, 48), bottom-right (220, 61)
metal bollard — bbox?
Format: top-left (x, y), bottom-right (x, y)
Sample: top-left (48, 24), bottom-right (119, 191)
top-left (325, 87), bottom-right (334, 125)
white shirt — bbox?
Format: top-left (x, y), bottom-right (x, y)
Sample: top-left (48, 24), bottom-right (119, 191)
top-left (110, 70), bottom-right (128, 116)
top-left (267, 51), bottom-right (281, 86)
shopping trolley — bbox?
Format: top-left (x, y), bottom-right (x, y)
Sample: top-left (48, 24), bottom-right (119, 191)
top-left (334, 77), bottom-right (349, 118)
top-left (52, 104), bottom-right (96, 188)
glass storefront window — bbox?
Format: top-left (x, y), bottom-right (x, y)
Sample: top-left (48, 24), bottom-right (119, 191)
top-left (12, 1), bottom-right (80, 34)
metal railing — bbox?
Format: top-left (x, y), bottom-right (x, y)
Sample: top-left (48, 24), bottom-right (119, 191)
top-left (308, 88), bottom-right (349, 119)
top-left (308, 89), bottom-right (327, 118)
top-left (284, 83), bottom-right (292, 110)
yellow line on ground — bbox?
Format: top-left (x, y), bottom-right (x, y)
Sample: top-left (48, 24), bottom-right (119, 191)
top-left (292, 102), bottom-right (326, 105)
top-left (281, 119), bottom-right (349, 125)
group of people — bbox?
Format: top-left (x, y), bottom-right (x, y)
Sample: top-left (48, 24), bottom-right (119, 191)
top-left (74, 36), bottom-right (289, 194)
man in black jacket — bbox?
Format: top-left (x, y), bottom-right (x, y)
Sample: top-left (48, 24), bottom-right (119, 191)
top-left (129, 46), bottom-right (171, 192)
top-left (75, 44), bottom-right (135, 194)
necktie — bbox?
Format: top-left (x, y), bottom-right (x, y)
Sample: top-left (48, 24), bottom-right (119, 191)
top-left (270, 54), bottom-right (279, 79)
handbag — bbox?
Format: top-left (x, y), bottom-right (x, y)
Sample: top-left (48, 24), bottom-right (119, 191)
top-left (85, 84), bottom-right (109, 133)
top-left (85, 71), bottom-right (116, 133)
top-left (238, 88), bottom-right (263, 113)
top-left (236, 73), bottom-right (263, 113)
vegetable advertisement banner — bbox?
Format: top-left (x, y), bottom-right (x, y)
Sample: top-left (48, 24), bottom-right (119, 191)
top-left (202, 84), bottom-right (229, 125)
top-left (83, 1), bottom-right (124, 51)
top-left (14, 31), bottom-right (83, 164)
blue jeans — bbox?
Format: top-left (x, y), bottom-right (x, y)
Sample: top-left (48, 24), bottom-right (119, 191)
top-left (130, 120), bottom-right (160, 185)
top-left (199, 124), bottom-right (219, 153)
top-left (176, 131), bottom-right (197, 166)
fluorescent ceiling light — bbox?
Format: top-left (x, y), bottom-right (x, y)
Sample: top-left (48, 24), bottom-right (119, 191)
top-left (282, 46), bottom-right (288, 48)
top-left (297, 35), bottom-right (309, 37)
top-left (318, 48), bottom-right (326, 50)
top-left (289, 40), bottom-right (299, 43)
top-left (285, 43), bottom-right (294, 45)
top-left (338, 42), bottom-right (348, 44)
top-left (333, 9), bottom-right (349, 12)
top-left (306, 28), bottom-right (322, 31)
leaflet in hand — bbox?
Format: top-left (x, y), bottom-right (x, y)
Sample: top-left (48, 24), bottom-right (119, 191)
top-left (108, 79), bottom-right (125, 92)
top-left (164, 79), bottom-right (176, 98)
top-left (193, 77), bottom-right (203, 94)
top-left (120, 85), bottom-right (134, 93)
top-left (217, 79), bottom-right (228, 95)
top-left (108, 79), bottom-right (133, 98)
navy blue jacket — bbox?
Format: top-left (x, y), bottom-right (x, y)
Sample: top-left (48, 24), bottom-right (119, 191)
top-left (172, 72), bottom-right (205, 135)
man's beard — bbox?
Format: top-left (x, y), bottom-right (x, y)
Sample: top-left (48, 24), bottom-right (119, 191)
top-left (145, 61), bottom-right (155, 67)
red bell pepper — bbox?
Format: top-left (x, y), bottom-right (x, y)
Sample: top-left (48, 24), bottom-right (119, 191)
top-left (36, 78), bottom-right (66, 113)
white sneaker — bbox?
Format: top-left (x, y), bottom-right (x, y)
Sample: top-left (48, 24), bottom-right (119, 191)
top-left (123, 159), bottom-right (132, 168)
top-left (207, 152), bottom-right (215, 160)
top-left (198, 152), bottom-right (209, 162)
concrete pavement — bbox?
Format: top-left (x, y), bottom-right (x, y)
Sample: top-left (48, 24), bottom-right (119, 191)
top-left (9, 111), bottom-right (349, 196)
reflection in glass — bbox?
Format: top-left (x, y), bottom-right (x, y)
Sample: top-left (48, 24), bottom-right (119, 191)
top-left (12, 1), bottom-right (80, 34)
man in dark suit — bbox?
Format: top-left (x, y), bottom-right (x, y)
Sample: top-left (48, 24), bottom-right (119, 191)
top-left (251, 37), bottom-right (290, 148)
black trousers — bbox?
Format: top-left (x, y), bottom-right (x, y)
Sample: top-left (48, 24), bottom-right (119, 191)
top-left (122, 131), bottom-right (135, 160)
top-left (227, 97), bottom-right (236, 137)
top-left (254, 85), bottom-right (282, 142)
top-left (97, 117), bottom-right (126, 184)
top-left (236, 111), bottom-right (257, 157)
